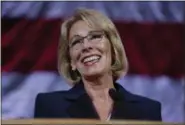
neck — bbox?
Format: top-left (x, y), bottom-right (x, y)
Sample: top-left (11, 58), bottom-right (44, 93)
top-left (82, 74), bottom-right (114, 101)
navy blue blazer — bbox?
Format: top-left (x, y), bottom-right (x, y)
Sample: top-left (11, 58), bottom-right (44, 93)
top-left (34, 81), bottom-right (162, 121)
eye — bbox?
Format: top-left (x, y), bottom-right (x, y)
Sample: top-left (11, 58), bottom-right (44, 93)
top-left (71, 39), bottom-right (82, 47)
top-left (89, 33), bottom-right (103, 40)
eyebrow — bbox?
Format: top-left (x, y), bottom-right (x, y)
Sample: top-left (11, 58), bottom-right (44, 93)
top-left (69, 30), bottom-right (103, 42)
top-left (69, 35), bottom-right (80, 43)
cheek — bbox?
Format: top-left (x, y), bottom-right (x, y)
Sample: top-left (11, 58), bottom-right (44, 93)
top-left (69, 50), bottom-right (78, 63)
top-left (99, 40), bottom-right (112, 56)
top-left (97, 41), bottom-right (112, 67)
top-left (70, 49), bottom-right (83, 68)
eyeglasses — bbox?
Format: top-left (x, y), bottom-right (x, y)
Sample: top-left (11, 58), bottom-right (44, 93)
top-left (69, 31), bottom-right (105, 50)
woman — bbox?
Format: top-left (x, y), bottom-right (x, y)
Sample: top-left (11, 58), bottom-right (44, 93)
top-left (34, 8), bottom-right (162, 121)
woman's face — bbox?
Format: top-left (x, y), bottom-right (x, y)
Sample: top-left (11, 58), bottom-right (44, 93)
top-left (69, 20), bottom-right (112, 79)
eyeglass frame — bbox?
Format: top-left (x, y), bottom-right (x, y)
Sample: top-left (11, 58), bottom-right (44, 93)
top-left (68, 30), bottom-right (106, 50)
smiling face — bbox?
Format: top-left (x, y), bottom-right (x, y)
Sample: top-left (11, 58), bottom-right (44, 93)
top-left (69, 20), bottom-right (112, 79)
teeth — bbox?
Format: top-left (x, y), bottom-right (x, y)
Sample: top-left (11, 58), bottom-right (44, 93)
top-left (83, 56), bottom-right (100, 63)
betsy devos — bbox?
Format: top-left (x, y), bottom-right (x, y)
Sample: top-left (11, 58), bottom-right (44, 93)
top-left (34, 8), bottom-right (161, 121)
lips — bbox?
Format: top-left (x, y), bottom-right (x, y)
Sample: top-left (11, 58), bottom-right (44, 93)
top-left (81, 55), bottom-right (101, 64)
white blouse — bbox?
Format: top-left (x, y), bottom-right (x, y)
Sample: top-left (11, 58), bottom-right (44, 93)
top-left (106, 113), bottom-right (112, 121)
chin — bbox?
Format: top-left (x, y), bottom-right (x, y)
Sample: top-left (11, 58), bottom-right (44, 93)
top-left (84, 71), bottom-right (101, 76)
top-left (82, 70), bottom-right (106, 79)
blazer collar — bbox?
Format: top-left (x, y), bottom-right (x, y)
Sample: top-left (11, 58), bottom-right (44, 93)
top-left (64, 80), bottom-right (142, 119)
top-left (63, 80), bottom-right (140, 102)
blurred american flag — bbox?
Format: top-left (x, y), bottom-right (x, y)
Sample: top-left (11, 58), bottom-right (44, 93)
top-left (1, 1), bottom-right (185, 122)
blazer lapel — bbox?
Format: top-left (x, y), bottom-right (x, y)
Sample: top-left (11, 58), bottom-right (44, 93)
top-left (63, 81), bottom-right (141, 120)
top-left (67, 93), bottom-right (99, 119)
top-left (111, 100), bottom-right (141, 119)
top-left (111, 83), bottom-right (141, 120)
top-left (64, 81), bottom-right (99, 119)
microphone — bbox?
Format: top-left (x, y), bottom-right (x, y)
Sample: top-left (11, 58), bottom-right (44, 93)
top-left (109, 88), bottom-right (123, 101)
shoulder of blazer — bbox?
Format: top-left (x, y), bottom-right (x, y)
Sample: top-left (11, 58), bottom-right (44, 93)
top-left (116, 83), bottom-right (161, 104)
top-left (34, 90), bottom-right (71, 118)
top-left (117, 84), bottom-right (162, 120)
top-left (117, 83), bottom-right (161, 114)
top-left (35, 82), bottom-right (86, 103)
top-left (35, 91), bottom-right (66, 103)
top-left (34, 90), bottom-right (70, 110)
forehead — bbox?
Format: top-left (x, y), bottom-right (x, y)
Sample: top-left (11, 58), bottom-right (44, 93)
top-left (69, 20), bottom-right (97, 39)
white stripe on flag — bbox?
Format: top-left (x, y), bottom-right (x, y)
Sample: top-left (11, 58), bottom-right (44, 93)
top-left (2, 1), bottom-right (184, 22)
top-left (2, 72), bottom-right (185, 122)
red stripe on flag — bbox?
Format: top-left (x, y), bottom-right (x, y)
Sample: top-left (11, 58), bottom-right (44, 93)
top-left (2, 18), bottom-right (184, 77)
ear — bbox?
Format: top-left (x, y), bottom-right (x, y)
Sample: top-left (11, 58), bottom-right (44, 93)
top-left (71, 60), bottom-right (76, 71)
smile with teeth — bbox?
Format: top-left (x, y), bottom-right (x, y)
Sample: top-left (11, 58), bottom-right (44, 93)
top-left (82, 56), bottom-right (101, 64)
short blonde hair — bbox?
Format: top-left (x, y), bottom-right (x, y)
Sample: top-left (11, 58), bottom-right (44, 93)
top-left (58, 8), bottom-right (128, 84)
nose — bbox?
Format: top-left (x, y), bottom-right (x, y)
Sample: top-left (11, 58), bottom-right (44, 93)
top-left (81, 38), bottom-right (92, 52)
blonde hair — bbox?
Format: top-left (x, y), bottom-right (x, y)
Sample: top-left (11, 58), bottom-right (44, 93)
top-left (58, 8), bottom-right (128, 84)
